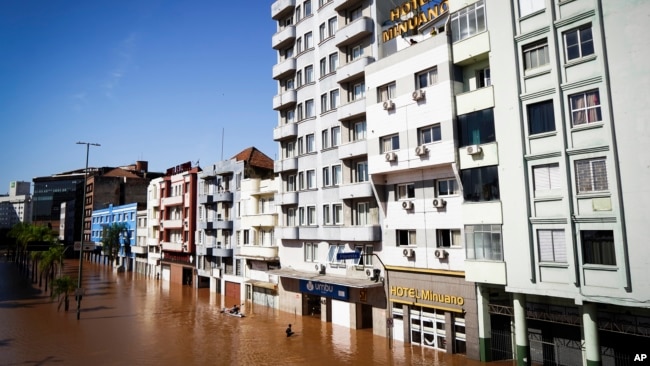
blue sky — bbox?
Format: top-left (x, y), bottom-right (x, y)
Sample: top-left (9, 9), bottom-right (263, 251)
top-left (0, 1), bottom-right (277, 194)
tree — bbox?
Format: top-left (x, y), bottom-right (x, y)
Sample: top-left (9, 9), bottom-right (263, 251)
top-left (39, 244), bottom-right (66, 295)
top-left (8, 223), bottom-right (58, 277)
top-left (51, 275), bottom-right (76, 311)
top-left (101, 222), bottom-right (128, 267)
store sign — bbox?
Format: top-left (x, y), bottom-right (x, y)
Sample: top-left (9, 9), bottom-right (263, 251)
top-left (382, 0), bottom-right (449, 42)
top-left (300, 280), bottom-right (349, 301)
top-left (390, 285), bottom-right (464, 306)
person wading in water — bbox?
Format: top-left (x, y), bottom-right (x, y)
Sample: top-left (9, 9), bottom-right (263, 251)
top-left (286, 324), bottom-right (294, 337)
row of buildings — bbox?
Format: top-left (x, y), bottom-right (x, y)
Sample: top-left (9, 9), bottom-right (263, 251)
top-left (4, 0), bottom-right (648, 364)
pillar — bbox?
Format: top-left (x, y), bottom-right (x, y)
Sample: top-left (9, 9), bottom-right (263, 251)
top-left (477, 285), bottom-right (492, 362)
top-left (513, 293), bottom-right (530, 365)
top-left (582, 302), bottom-right (601, 366)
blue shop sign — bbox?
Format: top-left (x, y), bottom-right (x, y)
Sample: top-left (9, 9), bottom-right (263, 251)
top-left (300, 280), bottom-right (349, 301)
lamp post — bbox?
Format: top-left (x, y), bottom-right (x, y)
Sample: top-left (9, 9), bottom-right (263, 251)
top-left (76, 141), bottom-right (100, 320)
top-left (369, 252), bottom-right (392, 349)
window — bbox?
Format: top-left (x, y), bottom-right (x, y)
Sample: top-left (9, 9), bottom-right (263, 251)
top-left (297, 103), bottom-right (303, 121)
top-left (396, 183), bottom-right (415, 200)
top-left (457, 108), bottom-right (495, 147)
top-left (287, 208), bottom-right (296, 226)
top-left (564, 25), bottom-right (594, 62)
top-left (322, 167), bottom-right (330, 186)
top-left (306, 134), bottom-right (315, 153)
top-left (416, 67), bottom-right (438, 89)
top-left (305, 65), bottom-right (314, 83)
top-left (307, 206), bottom-right (316, 225)
top-left (438, 229), bottom-right (461, 248)
top-left (533, 163), bottom-right (561, 192)
top-left (519, 0), bottom-right (544, 17)
top-left (320, 58), bottom-right (327, 76)
top-left (330, 89), bottom-right (339, 109)
top-left (283, 46), bottom-right (294, 59)
top-left (378, 82), bottom-right (396, 102)
top-left (354, 245), bottom-right (373, 267)
top-left (331, 126), bottom-right (341, 147)
top-left (397, 230), bottom-right (416, 246)
top-left (418, 124), bottom-right (441, 144)
top-left (296, 70), bottom-right (303, 87)
top-left (287, 174), bottom-right (296, 191)
top-left (352, 45), bottom-right (363, 60)
top-left (329, 53), bottom-right (338, 72)
top-left (461, 166), bottom-right (500, 202)
top-left (327, 244), bottom-right (346, 265)
top-left (328, 17), bottom-right (337, 36)
top-left (305, 99), bottom-right (314, 118)
top-left (537, 229), bottom-right (566, 263)
top-left (569, 90), bottom-right (601, 126)
top-left (320, 93), bottom-right (328, 112)
top-left (575, 158), bottom-right (608, 193)
top-left (297, 136), bottom-right (304, 154)
top-left (321, 129), bottom-right (329, 149)
top-left (451, 0), bottom-right (486, 43)
top-left (381, 134), bottom-right (400, 153)
top-left (465, 224), bottom-right (502, 260)
top-left (243, 230), bottom-right (250, 245)
top-left (356, 202), bottom-right (369, 226)
top-left (298, 207), bottom-right (305, 225)
top-left (284, 77), bottom-right (294, 91)
top-left (352, 81), bottom-right (365, 100)
top-left (285, 140), bottom-right (295, 157)
top-left (296, 37), bottom-right (302, 53)
top-left (304, 242), bottom-right (317, 262)
top-left (353, 121), bottom-right (366, 141)
top-left (349, 7), bottom-right (362, 21)
top-left (332, 165), bottom-right (342, 186)
top-left (333, 203), bottom-right (342, 224)
top-left (306, 170), bottom-right (316, 189)
top-left (322, 204), bottom-right (330, 224)
top-left (319, 23), bottom-right (326, 42)
top-left (523, 39), bottom-right (549, 70)
top-left (304, 0), bottom-right (312, 17)
top-left (295, 5), bottom-right (301, 22)
top-left (477, 67), bottom-right (491, 88)
top-left (298, 171), bottom-right (305, 190)
top-left (356, 161), bottom-right (368, 182)
top-left (581, 230), bottom-right (615, 265)
top-left (528, 100), bottom-right (555, 135)
top-left (437, 178), bottom-right (459, 196)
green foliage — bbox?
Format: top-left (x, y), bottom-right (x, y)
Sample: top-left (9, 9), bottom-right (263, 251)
top-left (51, 275), bottom-right (76, 311)
top-left (101, 222), bottom-right (129, 266)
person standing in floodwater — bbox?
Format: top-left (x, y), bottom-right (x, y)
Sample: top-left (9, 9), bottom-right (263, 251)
top-left (286, 324), bottom-right (294, 337)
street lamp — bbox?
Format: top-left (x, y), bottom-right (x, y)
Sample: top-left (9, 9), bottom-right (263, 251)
top-left (368, 253), bottom-right (392, 349)
top-left (76, 141), bottom-right (100, 320)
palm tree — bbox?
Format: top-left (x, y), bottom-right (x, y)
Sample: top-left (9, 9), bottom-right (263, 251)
top-left (39, 244), bottom-right (66, 295)
top-left (51, 275), bottom-right (76, 311)
top-left (8, 223), bottom-right (58, 277)
top-left (101, 222), bottom-right (129, 268)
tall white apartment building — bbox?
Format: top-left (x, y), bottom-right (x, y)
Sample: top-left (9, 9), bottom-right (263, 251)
top-left (146, 176), bottom-right (163, 278)
top-left (0, 181), bottom-right (32, 229)
top-left (271, 0), bottom-right (385, 330)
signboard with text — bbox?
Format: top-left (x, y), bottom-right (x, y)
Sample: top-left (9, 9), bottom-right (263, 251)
top-left (300, 280), bottom-right (349, 301)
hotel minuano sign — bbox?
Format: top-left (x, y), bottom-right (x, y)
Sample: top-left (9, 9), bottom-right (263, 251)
top-left (383, 0), bottom-right (449, 42)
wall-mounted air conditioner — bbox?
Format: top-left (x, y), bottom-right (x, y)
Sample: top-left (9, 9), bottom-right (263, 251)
top-left (466, 144), bottom-right (482, 155)
top-left (385, 152), bottom-right (397, 162)
top-left (401, 200), bottom-right (413, 210)
top-left (315, 263), bottom-right (326, 274)
top-left (383, 100), bottom-right (395, 110)
top-left (412, 89), bottom-right (426, 101)
top-left (435, 249), bottom-right (448, 259)
top-left (432, 198), bottom-right (446, 208)
top-left (402, 248), bottom-right (415, 258)
top-left (415, 145), bottom-right (428, 156)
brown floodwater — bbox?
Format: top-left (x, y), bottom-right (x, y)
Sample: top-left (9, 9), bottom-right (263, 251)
top-left (0, 258), bottom-right (499, 366)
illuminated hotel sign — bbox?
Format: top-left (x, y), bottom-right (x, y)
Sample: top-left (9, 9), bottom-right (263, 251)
top-left (390, 285), bottom-right (464, 306)
top-left (383, 0), bottom-right (449, 42)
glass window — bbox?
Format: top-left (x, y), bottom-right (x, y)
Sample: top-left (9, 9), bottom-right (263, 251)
top-left (581, 230), bottom-right (615, 265)
top-left (319, 23), bottom-right (326, 42)
top-left (329, 53), bottom-right (338, 72)
top-left (397, 230), bottom-right (416, 246)
top-left (319, 58), bottom-right (327, 76)
top-left (437, 178), bottom-right (459, 196)
top-left (306, 170), bottom-right (316, 189)
top-left (327, 243), bottom-right (346, 265)
top-left (438, 229), bottom-right (461, 248)
top-left (528, 100), bottom-right (555, 135)
top-left (451, 0), bottom-right (486, 43)
top-left (564, 25), bottom-right (594, 62)
top-left (287, 174), bottom-right (296, 191)
top-left (304, 242), bottom-right (317, 262)
top-left (331, 126), bottom-right (341, 147)
top-left (378, 82), bottom-right (396, 102)
top-left (333, 203), bottom-right (342, 224)
top-left (330, 89), bottom-right (339, 109)
top-left (320, 93), bottom-right (328, 113)
top-left (381, 134), bottom-right (400, 152)
top-left (306, 134), bottom-right (315, 153)
top-left (533, 163), bottom-right (561, 192)
top-left (356, 202), bottom-right (369, 226)
top-left (519, 0), bottom-right (544, 17)
top-left (418, 124), bottom-right (441, 144)
top-left (570, 90), bottom-right (601, 126)
top-left (396, 183), bottom-right (415, 200)
top-left (353, 82), bottom-right (365, 100)
top-left (353, 121), bottom-right (366, 141)
top-left (332, 165), bottom-right (342, 185)
top-left (322, 167), bottom-right (330, 186)
top-left (537, 229), bottom-right (566, 262)
top-left (575, 158), bottom-right (608, 193)
top-left (356, 161), bottom-right (368, 182)
top-left (352, 45), bottom-right (363, 60)
top-left (305, 99), bottom-right (315, 118)
top-left (416, 67), bottom-right (438, 89)
top-left (328, 17), bottom-right (337, 36)
top-left (477, 67), bottom-right (491, 88)
top-left (322, 204), bottom-right (330, 224)
top-left (461, 166), bottom-right (500, 202)
top-left (465, 224), bottom-right (502, 260)
top-left (305, 65), bottom-right (314, 83)
top-left (287, 208), bottom-right (295, 225)
top-left (307, 206), bottom-right (316, 225)
top-left (321, 129), bottom-right (329, 150)
top-left (304, 0), bottom-right (311, 16)
top-left (305, 32), bottom-right (313, 49)
top-left (523, 39), bottom-right (549, 70)
top-left (457, 108), bottom-right (495, 147)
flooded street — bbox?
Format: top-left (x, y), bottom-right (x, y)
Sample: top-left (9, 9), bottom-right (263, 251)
top-left (0, 258), bottom-right (497, 366)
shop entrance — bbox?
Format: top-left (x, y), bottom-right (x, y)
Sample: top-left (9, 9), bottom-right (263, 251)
top-left (410, 306), bottom-right (446, 350)
top-left (304, 294), bottom-right (321, 317)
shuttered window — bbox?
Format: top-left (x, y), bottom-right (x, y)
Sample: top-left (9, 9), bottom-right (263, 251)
top-left (537, 229), bottom-right (566, 263)
top-left (533, 163), bottom-right (561, 192)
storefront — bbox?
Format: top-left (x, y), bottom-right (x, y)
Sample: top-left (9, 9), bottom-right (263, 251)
top-left (387, 267), bottom-right (478, 359)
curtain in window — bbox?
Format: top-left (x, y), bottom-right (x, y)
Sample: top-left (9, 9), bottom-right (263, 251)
top-left (528, 100), bottom-right (555, 134)
top-left (582, 231), bottom-right (615, 265)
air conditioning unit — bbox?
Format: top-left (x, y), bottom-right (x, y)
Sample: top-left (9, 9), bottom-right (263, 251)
top-left (385, 152), bottom-right (397, 162)
top-left (182, 244), bottom-right (188, 252)
top-left (412, 89), bottom-right (426, 101)
top-left (383, 100), bottom-right (395, 110)
top-left (432, 198), bottom-right (446, 208)
top-left (367, 268), bottom-right (381, 282)
top-left (401, 200), bottom-right (413, 210)
top-left (315, 263), bottom-right (326, 274)
top-left (466, 144), bottom-right (482, 155)
top-left (402, 248), bottom-right (415, 258)
top-left (415, 145), bottom-right (428, 156)
top-left (435, 249), bottom-right (448, 259)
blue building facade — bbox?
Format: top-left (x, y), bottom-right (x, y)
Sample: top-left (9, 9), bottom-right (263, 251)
top-left (91, 203), bottom-right (137, 271)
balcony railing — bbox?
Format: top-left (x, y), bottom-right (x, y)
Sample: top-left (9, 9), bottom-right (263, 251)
top-left (338, 181), bottom-right (373, 199)
top-left (274, 157), bottom-right (298, 173)
top-left (273, 122), bottom-right (298, 141)
top-left (273, 58), bottom-right (297, 80)
top-left (335, 17), bottom-right (373, 48)
top-left (338, 139), bottom-right (367, 160)
top-left (271, 0), bottom-right (295, 20)
top-left (272, 25), bottom-right (296, 50)
top-left (336, 56), bottom-right (373, 84)
top-left (337, 98), bottom-right (365, 121)
top-left (238, 245), bottom-right (279, 260)
top-left (273, 90), bottom-right (297, 110)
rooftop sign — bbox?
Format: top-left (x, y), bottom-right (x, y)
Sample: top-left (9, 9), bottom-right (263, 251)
top-left (383, 0), bottom-right (449, 42)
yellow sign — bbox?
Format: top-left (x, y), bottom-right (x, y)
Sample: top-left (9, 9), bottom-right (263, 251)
top-left (390, 285), bottom-right (464, 306)
top-left (383, 0), bottom-right (449, 42)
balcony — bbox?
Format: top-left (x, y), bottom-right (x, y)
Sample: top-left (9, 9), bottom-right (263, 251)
top-left (148, 217), bottom-right (160, 227)
top-left (211, 247), bottom-right (234, 257)
top-left (214, 191), bottom-right (233, 203)
top-left (271, 0), bottom-right (295, 20)
top-left (278, 226), bottom-right (299, 240)
top-left (273, 122), bottom-right (298, 141)
top-left (273, 58), bottom-right (297, 80)
top-left (273, 89), bottom-right (297, 110)
top-left (272, 25), bottom-right (296, 50)
top-left (274, 157), bottom-right (298, 173)
top-left (339, 225), bottom-right (381, 242)
top-left (338, 140), bottom-right (367, 160)
top-left (337, 98), bottom-right (365, 121)
top-left (336, 56), bottom-right (373, 84)
top-left (455, 85), bottom-right (494, 116)
top-left (465, 260), bottom-right (506, 285)
top-left (161, 219), bottom-right (182, 229)
top-left (161, 195), bottom-right (183, 207)
top-left (334, 0), bottom-right (364, 11)
top-left (215, 220), bottom-right (233, 230)
top-left (130, 245), bottom-right (147, 255)
top-left (241, 214), bottom-right (277, 228)
top-left (339, 181), bottom-right (373, 199)
top-left (276, 191), bottom-right (298, 205)
top-left (161, 241), bottom-right (183, 252)
top-left (199, 194), bottom-right (213, 205)
top-left (146, 238), bottom-right (159, 246)
top-left (335, 17), bottom-right (373, 48)
top-left (238, 245), bottom-right (280, 260)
